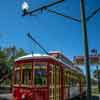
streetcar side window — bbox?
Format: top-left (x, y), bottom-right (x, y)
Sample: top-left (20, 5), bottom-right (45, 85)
top-left (14, 65), bottom-right (21, 84)
top-left (34, 63), bottom-right (47, 86)
top-left (64, 71), bottom-right (69, 86)
top-left (69, 73), bottom-right (78, 87)
top-left (15, 70), bottom-right (20, 84)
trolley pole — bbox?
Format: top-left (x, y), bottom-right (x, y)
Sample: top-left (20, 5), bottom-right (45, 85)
top-left (80, 0), bottom-right (91, 100)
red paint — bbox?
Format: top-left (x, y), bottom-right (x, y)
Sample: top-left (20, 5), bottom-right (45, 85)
top-left (12, 54), bottom-right (85, 100)
top-left (13, 88), bottom-right (22, 100)
top-left (13, 86), bottom-right (48, 100)
top-left (61, 66), bottom-right (64, 100)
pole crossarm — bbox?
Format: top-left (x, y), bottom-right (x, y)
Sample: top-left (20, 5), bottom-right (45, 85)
top-left (45, 9), bottom-right (81, 22)
top-left (46, 8), bottom-right (100, 23)
top-left (23, 0), bottom-right (64, 16)
top-left (22, 0), bottom-right (100, 23)
top-left (87, 7), bottom-right (100, 21)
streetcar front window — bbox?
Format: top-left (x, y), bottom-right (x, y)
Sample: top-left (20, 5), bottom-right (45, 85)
top-left (22, 63), bottom-right (32, 85)
top-left (14, 63), bottom-right (47, 86)
top-left (34, 63), bottom-right (47, 86)
top-left (22, 69), bottom-right (32, 85)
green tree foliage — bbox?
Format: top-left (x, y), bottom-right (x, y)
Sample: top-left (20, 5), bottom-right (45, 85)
top-left (0, 46), bottom-right (27, 72)
top-left (9, 47), bottom-right (27, 65)
top-left (0, 46), bottom-right (27, 85)
top-left (15, 48), bottom-right (27, 58)
top-left (0, 51), bottom-right (6, 61)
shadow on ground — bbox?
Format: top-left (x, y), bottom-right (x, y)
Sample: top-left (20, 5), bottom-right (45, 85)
top-left (71, 96), bottom-right (99, 100)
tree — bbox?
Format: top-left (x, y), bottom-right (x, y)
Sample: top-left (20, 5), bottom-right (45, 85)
top-left (0, 46), bottom-right (27, 85)
top-left (15, 48), bottom-right (27, 58)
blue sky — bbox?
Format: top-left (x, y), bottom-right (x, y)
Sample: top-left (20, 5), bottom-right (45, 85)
top-left (0, 0), bottom-right (100, 74)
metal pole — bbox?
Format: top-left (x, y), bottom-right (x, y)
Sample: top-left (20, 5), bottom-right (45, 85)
top-left (80, 0), bottom-right (91, 100)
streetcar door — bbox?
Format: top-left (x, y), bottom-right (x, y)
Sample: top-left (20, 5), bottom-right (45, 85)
top-left (49, 64), bottom-right (61, 100)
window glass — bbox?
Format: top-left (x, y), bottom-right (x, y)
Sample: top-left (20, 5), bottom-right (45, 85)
top-left (70, 77), bottom-right (77, 87)
top-left (15, 70), bottom-right (20, 84)
top-left (64, 71), bottom-right (68, 86)
top-left (14, 64), bottom-right (21, 84)
top-left (23, 63), bottom-right (32, 69)
top-left (22, 63), bottom-right (32, 85)
top-left (34, 63), bottom-right (47, 85)
top-left (22, 69), bottom-right (32, 85)
top-left (55, 66), bottom-right (60, 85)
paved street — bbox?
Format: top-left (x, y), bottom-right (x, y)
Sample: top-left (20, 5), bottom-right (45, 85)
top-left (0, 93), bottom-right (12, 100)
top-left (0, 94), bottom-right (99, 100)
top-left (71, 96), bottom-right (99, 100)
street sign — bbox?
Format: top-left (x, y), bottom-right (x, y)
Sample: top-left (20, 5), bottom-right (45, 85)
top-left (73, 55), bottom-right (100, 65)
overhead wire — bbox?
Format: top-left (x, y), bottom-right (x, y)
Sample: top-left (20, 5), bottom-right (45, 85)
top-left (45, 8), bottom-right (81, 22)
top-left (86, 7), bottom-right (100, 21)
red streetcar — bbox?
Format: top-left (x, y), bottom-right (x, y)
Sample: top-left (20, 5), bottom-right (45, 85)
top-left (12, 51), bottom-right (86, 100)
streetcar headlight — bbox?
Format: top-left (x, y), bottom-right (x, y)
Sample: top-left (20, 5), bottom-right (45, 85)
top-left (21, 94), bottom-right (26, 100)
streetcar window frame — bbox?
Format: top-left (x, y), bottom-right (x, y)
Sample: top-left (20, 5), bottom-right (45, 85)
top-left (22, 63), bottom-right (32, 85)
top-left (34, 62), bottom-right (47, 86)
top-left (14, 64), bottom-right (21, 84)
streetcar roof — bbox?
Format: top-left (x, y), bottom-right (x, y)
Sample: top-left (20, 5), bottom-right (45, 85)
top-left (15, 54), bottom-right (50, 61)
top-left (15, 53), bottom-right (83, 74)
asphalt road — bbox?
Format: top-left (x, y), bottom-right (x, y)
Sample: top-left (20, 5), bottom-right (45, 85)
top-left (0, 93), bottom-right (12, 100)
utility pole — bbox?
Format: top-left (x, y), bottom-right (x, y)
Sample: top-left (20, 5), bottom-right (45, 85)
top-left (80, 0), bottom-right (91, 100)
